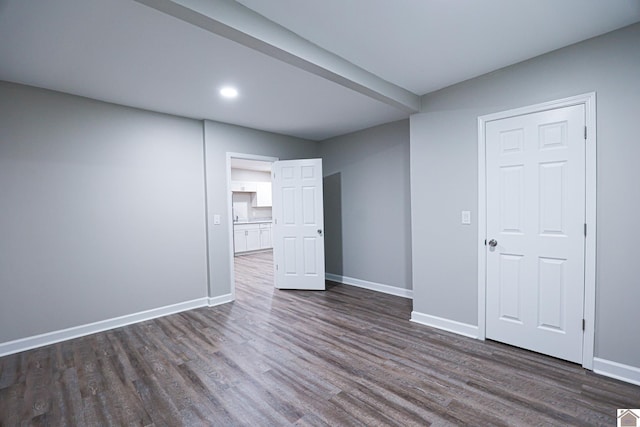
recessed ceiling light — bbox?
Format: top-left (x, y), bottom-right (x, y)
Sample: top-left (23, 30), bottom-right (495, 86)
top-left (220, 86), bottom-right (238, 99)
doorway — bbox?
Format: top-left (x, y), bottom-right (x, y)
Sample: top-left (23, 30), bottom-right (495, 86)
top-left (226, 153), bottom-right (278, 301)
top-left (226, 154), bottom-right (327, 298)
top-left (477, 93), bottom-right (596, 369)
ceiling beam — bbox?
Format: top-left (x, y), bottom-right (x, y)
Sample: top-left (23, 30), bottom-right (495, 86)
top-left (134, 0), bottom-right (420, 113)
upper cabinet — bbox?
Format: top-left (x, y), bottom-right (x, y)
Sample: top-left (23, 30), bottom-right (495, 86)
top-left (230, 181), bottom-right (257, 192)
top-left (231, 180), bottom-right (272, 207)
top-left (252, 182), bottom-right (272, 207)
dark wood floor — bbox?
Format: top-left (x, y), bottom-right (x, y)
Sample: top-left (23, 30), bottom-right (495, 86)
top-left (1, 250), bottom-right (638, 426)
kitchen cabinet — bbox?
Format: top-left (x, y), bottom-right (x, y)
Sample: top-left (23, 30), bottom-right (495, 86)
top-left (234, 222), bottom-right (272, 253)
top-left (234, 224), bottom-right (261, 253)
top-left (259, 223), bottom-right (272, 248)
top-left (230, 181), bottom-right (257, 192)
top-left (246, 228), bottom-right (261, 251)
top-left (252, 182), bottom-right (272, 207)
top-left (231, 181), bottom-right (272, 207)
top-left (233, 229), bottom-right (247, 253)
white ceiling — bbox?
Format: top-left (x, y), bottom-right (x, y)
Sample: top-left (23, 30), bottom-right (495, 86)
top-left (236, 0), bottom-right (640, 95)
top-left (1, 0), bottom-right (638, 141)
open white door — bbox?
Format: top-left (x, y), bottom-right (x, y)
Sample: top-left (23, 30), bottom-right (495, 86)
top-left (272, 158), bottom-right (325, 290)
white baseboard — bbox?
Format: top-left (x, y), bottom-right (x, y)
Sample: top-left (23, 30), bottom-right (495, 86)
top-left (593, 357), bottom-right (640, 386)
top-left (326, 273), bottom-right (413, 299)
top-left (208, 293), bottom-right (234, 307)
top-left (0, 297), bottom-right (208, 357)
top-left (410, 311), bottom-right (480, 339)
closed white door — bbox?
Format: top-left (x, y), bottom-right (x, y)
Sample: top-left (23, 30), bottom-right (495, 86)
top-left (272, 159), bottom-right (325, 290)
top-left (485, 105), bottom-right (585, 363)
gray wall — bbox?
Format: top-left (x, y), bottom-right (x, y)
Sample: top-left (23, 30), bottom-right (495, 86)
top-left (0, 82), bottom-right (319, 345)
top-left (410, 23), bottom-right (640, 367)
top-left (320, 120), bottom-right (412, 291)
top-left (204, 120), bottom-right (317, 298)
top-left (0, 82), bottom-right (208, 343)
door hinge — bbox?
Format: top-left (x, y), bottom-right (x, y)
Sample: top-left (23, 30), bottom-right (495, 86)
top-left (582, 319), bottom-right (585, 331)
top-left (584, 223), bottom-right (587, 237)
top-left (484, 239), bottom-right (487, 246)
top-left (275, 264), bottom-right (278, 271)
top-left (584, 126), bottom-right (587, 140)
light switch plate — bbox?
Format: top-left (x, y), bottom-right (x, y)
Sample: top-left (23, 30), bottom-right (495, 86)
top-left (213, 214), bottom-right (221, 225)
top-left (461, 211), bottom-right (471, 225)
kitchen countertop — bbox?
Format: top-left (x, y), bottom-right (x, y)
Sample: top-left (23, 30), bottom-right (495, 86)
top-left (233, 219), bottom-right (272, 225)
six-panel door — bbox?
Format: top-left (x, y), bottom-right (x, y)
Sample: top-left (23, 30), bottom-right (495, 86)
top-left (272, 158), bottom-right (325, 290)
top-left (485, 105), bottom-right (586, 363)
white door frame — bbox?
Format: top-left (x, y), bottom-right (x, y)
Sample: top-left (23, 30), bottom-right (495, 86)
top-left (477, 93), bottom-right (596, 369)
top-left (226, 152), bottom-right (278, 300)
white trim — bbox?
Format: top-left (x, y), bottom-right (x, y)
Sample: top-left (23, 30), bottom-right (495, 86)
top-left (478, 93), bottom-right (596, 122)
top-left (326, 273), bottom-right (413, 299)
top-left (208, 293), bottom-right (234, 307)
top-left (582, 94), bottom-right (597, 370)
top-left (593, 358), bottom-right (640, 387)
top-left (477, 92), bottom-right (597, 370)
top-left (0, 297), bottom-right (208, 357)
top-left (410, 311), bottom-right (479, 339)
top-left (477, 116), bottom-right (487, 340)
top-left (225, 152), bottom-right (278, 300)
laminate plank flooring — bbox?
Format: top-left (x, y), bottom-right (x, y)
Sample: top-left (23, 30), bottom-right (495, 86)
top-left (1, 249), bottom-right (638, 426)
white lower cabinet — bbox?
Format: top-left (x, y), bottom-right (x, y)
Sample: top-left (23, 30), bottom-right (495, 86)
top-left (259, 223), bottom-right (272, 249)
top-left (233, 229), bottom-right (247, 253)
top-left (234, 222), bottom-right (272, 254)
top-left (246, 228), bottom-right (260, 251)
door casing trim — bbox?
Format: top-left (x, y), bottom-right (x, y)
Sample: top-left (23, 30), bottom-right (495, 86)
top-left (477, 93), bottom-right (596, 370)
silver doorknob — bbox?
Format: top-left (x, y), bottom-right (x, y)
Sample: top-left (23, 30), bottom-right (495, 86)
top-left (488, 239), bottom-right (498, 247)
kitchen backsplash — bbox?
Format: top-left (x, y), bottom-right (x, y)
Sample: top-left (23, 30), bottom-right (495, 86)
top-left (232, 192), bottom-right (272, 221)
